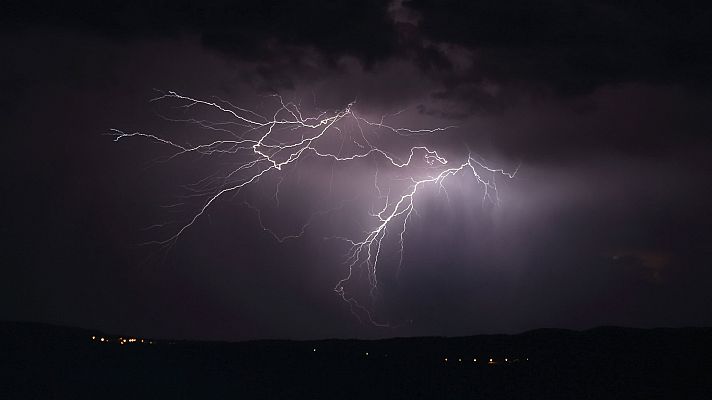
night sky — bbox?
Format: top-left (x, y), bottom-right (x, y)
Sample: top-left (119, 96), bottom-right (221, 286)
top-left (2, 0), bottom-right (711, 341)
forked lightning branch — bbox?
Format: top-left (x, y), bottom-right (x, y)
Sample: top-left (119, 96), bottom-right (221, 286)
top-left (112, 90), bottom-right (517, 325)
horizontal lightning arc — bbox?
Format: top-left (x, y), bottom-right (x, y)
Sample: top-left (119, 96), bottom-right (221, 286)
top-left (112, 90), bottom-right (518, 326)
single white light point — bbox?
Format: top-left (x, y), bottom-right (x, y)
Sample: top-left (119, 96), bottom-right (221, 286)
top-left (458, 358), bottom-right (462, 362)
top-left (474, 358), bottom-right (477, 362)
top-left (91, 336), bottom-right (95, 340)
top-left (313, 348), bottom-right (316, 352)
top-left (365, 352), bottom-right (369, 356)
top-left (444, 358), bottom-right (448, 362)
top-left (100, 338), bottom-right (105, 342)
top-left (505, 358), bottom-right (508, 362)
top-left (489, 358), bottom-right (493, 362)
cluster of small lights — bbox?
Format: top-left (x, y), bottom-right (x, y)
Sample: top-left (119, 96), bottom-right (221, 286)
top-left (88, 338), bottom-right (530, 364)
top-left (442, 356), bottom-right (527, 364)
top-left (91, 336), bottom-right (153, 345)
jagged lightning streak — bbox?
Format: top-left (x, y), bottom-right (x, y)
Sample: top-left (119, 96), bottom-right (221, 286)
top-left (112, 90), bottom-right (518, 326)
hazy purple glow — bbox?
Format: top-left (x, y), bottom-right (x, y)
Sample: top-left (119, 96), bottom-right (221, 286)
top-left (113, 90), bottom-right (517, 326)
top-left (3, 0), bottom-right (711, 341)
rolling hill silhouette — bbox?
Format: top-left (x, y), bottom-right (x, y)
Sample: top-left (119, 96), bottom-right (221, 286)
top-left (2, 322), bottom-right (711, 399)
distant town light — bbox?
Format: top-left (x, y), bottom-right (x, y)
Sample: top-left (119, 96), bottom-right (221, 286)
top-left (365, 352), bottom-right (369, 356)
top-left (100, 338), bottom-right (105, 342)
top-left (505, 358), bottom-right (508, 362)
top-left (91, 336), bottom-right (95, 340)
top-left (489, 358), bottom-right (493, 362)
top-left (444, 358), bottom-right (448, 362)
top-left (458, 358), bottom-right (461, 362)
top-left (313, 348), bottom-right (316, 352)
top-left (473, 358), bottom-right (477, 362)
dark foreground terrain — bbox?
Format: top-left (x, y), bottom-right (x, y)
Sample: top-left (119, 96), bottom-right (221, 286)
top-left (2, 322), bottom-right (711, 399)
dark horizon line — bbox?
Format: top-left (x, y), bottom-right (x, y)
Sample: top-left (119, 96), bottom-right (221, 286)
top-left (3, 319), bottom-right (710, 345)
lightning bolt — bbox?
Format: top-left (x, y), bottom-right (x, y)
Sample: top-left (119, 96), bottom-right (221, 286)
top-left (112, 90), bottom-right (518, 326)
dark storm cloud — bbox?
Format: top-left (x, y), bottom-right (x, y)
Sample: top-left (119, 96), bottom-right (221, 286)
top-left (1, 0), bottom-right (403, 95)
top-left (406, 0), bottom-right (712, 93)
top-left (6, 0), bottom-right (712, 106)
top-left (459, 84), bottom-right (712, 163)
top-left (2, 0), bottom-right (396, 65)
